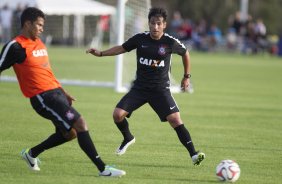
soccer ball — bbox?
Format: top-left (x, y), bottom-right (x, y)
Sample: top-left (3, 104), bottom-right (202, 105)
top-left (216, 160), bottom-right (240, 182)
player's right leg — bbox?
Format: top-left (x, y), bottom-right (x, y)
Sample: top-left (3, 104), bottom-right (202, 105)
top-left (113, 89), bottom-right (146, 156)
top-left (73, 117), bottom-right (126, 177)
top-left (21, 148), bottom-right (40, 171)
top-left (99, 165), bottom-right (126, 177)
top-left (116, 135), bottom-right (136, 156)
top-left (113, 108), bottom-right (135, 156)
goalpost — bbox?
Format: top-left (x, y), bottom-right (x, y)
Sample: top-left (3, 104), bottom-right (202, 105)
top-left (115, 0), bottom-right (151, 92)
top-left (114, 0), bottom-right (127, 93)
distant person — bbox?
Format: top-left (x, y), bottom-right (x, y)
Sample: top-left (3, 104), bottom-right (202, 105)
top-left (254, 18), bottom-right (267, 52)
top-left (0, 7), bottom-right (125, 177)
top-left (207, 23), bottom-right (223, 49)
top-left (169, 11), bottom-right (183, 38)
top-left (178, 19), bottom-right (193, 41)
top-left (192, 19), bottom-right (209, 51)
top-left (0, 4), bottom-right (13, 43)
top-left (230, 12), bottom-right (243, 35)
top-left (13, 3), bottom-right (25, 33)
top-left (254, 18), bottom-right (266, 37)
top-left (87, 7), bottom-right (205, 166)
top-left (226, 28), bottom-right (237, 50)
top-left (242, 21), bottom-right (256, 54)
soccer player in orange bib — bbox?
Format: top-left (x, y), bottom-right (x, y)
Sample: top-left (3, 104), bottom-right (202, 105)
top-left (0, 7), bottom-right (125, 177)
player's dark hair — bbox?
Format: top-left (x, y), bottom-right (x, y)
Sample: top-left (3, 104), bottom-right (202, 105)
top-left (20, 7), bottom-right (45, 28)
top-left (148, 7), bottom-right (167, 21)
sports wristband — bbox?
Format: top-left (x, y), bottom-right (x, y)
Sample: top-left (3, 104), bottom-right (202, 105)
top-left (183, 74), bottom-right (191, 78)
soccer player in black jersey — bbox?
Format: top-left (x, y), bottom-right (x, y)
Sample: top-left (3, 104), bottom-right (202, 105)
top-left (86, 7), bottom-right (205, 165)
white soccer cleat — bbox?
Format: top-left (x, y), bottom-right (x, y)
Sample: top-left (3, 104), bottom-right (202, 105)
top-left (192, 152), bottom-right (205, 166)
top-left (21, 148), bottom-right (40, 171)
top-left (99, 165), bottom-right (126, 177)
top-left (116, 137), bottom-right (136, 156)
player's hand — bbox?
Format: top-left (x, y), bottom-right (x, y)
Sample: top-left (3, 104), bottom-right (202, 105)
top-left (61, 88), bottom-right (76, 106)
top-left (66, 93), bottom-right (76, 106)
top-left (181, 77), bottom-right (190, 92)
top-left (86, 48), bottom-right (102, 57)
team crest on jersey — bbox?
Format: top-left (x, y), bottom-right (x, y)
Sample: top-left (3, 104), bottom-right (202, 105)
top-left (65, 110), bottom-right (75, 120)
top-left (158, 45), bottom-right (167, 55)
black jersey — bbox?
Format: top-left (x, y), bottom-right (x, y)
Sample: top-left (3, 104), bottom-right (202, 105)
top-left (122, 32), bottom-right (187, 90)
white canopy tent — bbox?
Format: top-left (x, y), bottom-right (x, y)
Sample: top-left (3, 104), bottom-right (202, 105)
top-left (39, 0), bottom-right (116, 16)
top-left (0, 0), bottom-right (116, 15)
top-left (1, 0), bottom-right (116, 46)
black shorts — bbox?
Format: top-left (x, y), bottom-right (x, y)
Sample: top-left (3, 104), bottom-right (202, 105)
top-left (30, 88), bottom-right (81, 132)
top-left (116, 88), bottom-right (179, 122)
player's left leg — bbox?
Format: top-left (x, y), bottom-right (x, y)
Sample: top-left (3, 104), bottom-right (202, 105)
top-left (29, 127), bottom-right (76, 158)
top-left (21, 128), bottom-right (76, 171)
top-left (167, 113), bottom-right (205, 165)
top-left (149, 89), bottom-right (205, 165)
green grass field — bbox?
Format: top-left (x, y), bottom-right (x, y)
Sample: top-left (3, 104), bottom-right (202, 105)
top-left (0, 47), bottom-right (281, 184)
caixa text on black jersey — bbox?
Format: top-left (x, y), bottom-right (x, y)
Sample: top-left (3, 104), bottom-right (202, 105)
top-left (139, 57), bottom-right (165, 67)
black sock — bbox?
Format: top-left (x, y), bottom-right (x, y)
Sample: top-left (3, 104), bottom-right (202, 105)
top-left (115, 118), bottom-right (134, 141)
top-left (174, 124), bottom-right (197, 157)
top-left (77, 131), bottom-right (105, 172)
top-left (30, 131), bottom-right (68, 158)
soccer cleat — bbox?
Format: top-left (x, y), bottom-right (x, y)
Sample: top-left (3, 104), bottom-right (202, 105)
top-left (99, 165), bottom-right (126, 177)
top-left (116, 137), bottom-right (135, 156)
top-left (21, 148), bottom-right (40, 171)
top-left (192, 152), bottom-right (205, 166)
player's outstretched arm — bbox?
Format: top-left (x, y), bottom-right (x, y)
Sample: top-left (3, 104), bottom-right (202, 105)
top-left (86, 45), bottom-right (126, 57)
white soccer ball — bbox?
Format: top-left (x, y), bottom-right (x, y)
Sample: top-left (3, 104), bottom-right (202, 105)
top-left (216, 160), bottom-right (240, 182)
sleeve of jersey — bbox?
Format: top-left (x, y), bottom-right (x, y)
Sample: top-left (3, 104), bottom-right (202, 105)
top-left (172, 39), bottom-right (187, 56)
top-left (122, 34), bottom-right (139, 52)
top-left (0, 41), bottom-right (26, 72)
